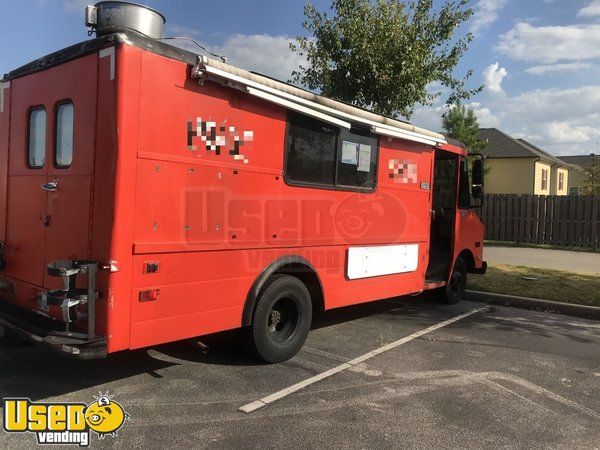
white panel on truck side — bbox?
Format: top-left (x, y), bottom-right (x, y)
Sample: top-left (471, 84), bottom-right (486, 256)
top-left (347, 244), bottom-right (419, 280)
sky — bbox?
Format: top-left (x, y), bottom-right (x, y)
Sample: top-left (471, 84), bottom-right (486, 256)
top-left (1, 0), bottom-right (599, 156)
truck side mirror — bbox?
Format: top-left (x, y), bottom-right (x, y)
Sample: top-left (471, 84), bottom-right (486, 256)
top-left (471, 157), bottom-right (484, 207)
top-left (472, 159), bottom-right (484, 187)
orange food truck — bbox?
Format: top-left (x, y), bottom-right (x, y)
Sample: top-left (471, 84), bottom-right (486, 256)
top-left (0, 2), bottom-right (486, 362)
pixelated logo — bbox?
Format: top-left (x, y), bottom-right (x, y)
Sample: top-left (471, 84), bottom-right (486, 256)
top-left (187, 117), bottom-right (253, 164)
top-left (389, 159), bottom-right (418, 184)
top-left (3, 392), bottom-right (130, 447)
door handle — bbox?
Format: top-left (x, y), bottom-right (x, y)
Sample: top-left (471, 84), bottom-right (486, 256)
top-left (41, 181), bottom-right (58, 192)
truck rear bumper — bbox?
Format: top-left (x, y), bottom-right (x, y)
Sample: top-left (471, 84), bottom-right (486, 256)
top-left (0, 300), bottom-right (106, 359)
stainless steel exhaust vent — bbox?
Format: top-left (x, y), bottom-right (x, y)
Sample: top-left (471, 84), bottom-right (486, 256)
top-left (85, 1), bottom-right (166, 40)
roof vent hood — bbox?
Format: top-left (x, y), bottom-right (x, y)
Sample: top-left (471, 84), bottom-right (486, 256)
top-left (85, 1), bottom-right (166, 40)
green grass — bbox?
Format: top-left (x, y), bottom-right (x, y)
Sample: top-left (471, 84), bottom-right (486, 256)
top-left (468, 264), bottom-right (600, 307)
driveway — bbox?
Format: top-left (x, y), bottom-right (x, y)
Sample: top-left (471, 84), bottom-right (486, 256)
top-left (1, 296), bottom-right (599, 448)
top-left (484, 245), bottom-right (600, 274)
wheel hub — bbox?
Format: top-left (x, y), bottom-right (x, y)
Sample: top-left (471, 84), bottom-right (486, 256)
top-left (269, 310), bottom-right (282, 331)
top-left (266, 297), bottom-right (299, 341)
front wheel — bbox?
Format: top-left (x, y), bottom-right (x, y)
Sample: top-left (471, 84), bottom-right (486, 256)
top-left (250, 274), bottom-right (312, 363)
top-left (444, 257), bottom-right (467, 304)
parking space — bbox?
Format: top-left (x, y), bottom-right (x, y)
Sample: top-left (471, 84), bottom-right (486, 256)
top-left (1, 296), bottom-right (599, 448)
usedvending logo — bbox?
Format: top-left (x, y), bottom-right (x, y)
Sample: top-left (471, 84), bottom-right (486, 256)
top-left (3, 392), bottom-right (129, 446)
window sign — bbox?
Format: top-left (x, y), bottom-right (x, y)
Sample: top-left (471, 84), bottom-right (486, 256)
top-left (341, 141), bottom-right (358, 165)
top-left (358, 144), bottom-right (371, 172)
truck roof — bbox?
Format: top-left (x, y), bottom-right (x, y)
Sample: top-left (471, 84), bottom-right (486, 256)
top-left (4, 30), bottom-right (451, 149)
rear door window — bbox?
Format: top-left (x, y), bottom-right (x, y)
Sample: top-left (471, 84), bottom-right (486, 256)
top-left (28, 107), bottom-right (46, 168)
top-left (55, 102), bottom-right (74, 168)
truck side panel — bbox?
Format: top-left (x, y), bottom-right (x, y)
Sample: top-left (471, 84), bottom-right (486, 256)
top-left (126, 50), bottom-right (434, 350)
top-left (0, 81), bottom-right (9, 247)
top-left (454, 209), bottom-right (485, 269)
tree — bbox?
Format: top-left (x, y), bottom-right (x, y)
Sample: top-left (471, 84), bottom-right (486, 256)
top-left (443, 101), bottom-right (489, 180)
top-left (582, 156), bottom-right (600, 195)
top-left (442, 101), bottom-right (486, 153)
top-left (290, 0), bottom-right (481, 119)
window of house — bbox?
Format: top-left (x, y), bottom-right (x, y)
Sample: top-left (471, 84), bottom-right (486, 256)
top-left (541, 168), bottom-right (548, 191)
top-left (28, 107), bottom-right (46, 168)
top-left (558, 172), bottom-right (564, 191)
top-left (55, 102), bottom-right (74, 168)
top-left (285, 112), bottom-right (378, 191)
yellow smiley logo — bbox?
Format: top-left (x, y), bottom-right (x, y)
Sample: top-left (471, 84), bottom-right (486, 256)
top-left (84, 395), bottom-right (128, 437)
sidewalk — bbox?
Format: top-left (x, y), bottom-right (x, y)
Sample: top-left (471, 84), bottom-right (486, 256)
top-left (484, 246), bottom-right (600, 274)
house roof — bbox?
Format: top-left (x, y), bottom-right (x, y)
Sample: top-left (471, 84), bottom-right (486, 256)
top-left (478, 128), bottom-right (566, 166)
top-left (516, 139), bottom-right (567, 167)
top-left (557, 155), bottom-right (596, 168)
top-left (478, 128), bottom-right (535, 158)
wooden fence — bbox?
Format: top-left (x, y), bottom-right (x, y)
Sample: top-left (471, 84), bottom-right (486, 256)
top-left (479, 194), bottom-right (600, 249)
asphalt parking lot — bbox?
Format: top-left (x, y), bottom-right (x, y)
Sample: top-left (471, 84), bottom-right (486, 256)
top-left (1, 296), bottom-right (599, 449)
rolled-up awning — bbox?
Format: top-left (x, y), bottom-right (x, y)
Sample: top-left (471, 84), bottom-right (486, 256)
top-left (192, 56), bottom-right (446, 148)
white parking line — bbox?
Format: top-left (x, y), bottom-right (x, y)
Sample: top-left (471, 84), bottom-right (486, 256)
top-left (239, 306), bottom-right (490, 413)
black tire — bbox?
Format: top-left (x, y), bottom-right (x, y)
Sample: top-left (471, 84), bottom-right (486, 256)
top-left (250, 274), bottom-right (312, 363)
top-left (444, 257), bottom-right (467, 304)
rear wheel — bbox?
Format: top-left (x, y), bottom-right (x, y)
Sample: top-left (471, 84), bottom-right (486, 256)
top-left (444, 257), bottom-right (467, 304)
top-left (250, 274), bottom-right (312, 363)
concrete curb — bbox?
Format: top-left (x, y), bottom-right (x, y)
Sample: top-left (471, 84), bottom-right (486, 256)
top-left (465, 290), bottom-right (600, 320)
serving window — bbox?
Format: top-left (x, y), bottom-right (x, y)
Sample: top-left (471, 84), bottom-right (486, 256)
top-left (284, 112), bottom-right (378, 191)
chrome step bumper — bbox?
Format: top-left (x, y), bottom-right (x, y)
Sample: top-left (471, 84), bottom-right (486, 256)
top-left (0, 299), bottom-right (106, 359)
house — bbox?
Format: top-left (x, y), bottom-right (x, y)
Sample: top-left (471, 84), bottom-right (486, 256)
top-left (478, 128), bottom-right (571, 196)
top-left (557, 155), bottom-right (597, 195)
